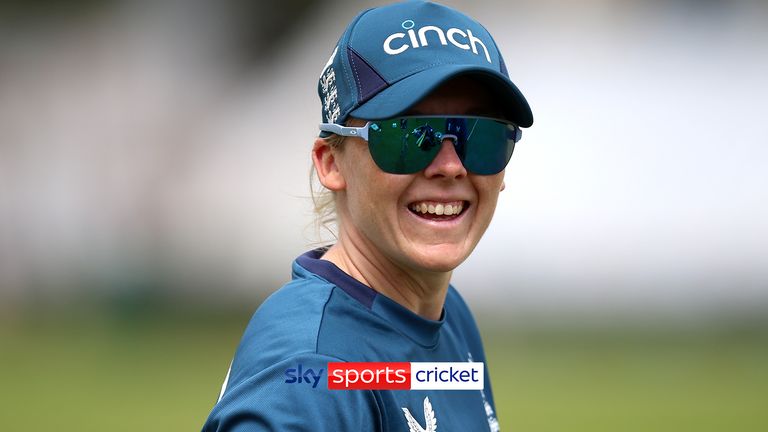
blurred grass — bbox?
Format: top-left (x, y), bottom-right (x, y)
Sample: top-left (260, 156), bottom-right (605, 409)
top-left (1, 309), bottom-right (767, 431)
top-left (485, 322), bottom-right (768, 432)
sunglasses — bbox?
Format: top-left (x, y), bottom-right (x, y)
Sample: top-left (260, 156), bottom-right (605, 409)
top-left (318, 116), bottom-right (522, 175)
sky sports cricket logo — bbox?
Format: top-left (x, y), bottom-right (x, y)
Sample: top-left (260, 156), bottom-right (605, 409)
top-left (284, 362), bottom-right (484, 390)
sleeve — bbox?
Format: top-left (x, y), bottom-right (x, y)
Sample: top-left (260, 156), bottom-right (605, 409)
top-left (201, 353), bottom-right (382, 432)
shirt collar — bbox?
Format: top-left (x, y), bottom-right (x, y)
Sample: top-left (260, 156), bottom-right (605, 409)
top-left (294, 248), bottom-right (444, 347)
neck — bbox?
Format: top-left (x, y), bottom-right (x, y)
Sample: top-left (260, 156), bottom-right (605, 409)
top-left (321, 232), bottom-right (450, 321)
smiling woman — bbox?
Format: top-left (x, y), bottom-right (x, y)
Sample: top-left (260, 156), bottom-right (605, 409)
top-left (201, 1), bottom-right (532, 431)
top-left (316, 78), bottom-right (511, 317)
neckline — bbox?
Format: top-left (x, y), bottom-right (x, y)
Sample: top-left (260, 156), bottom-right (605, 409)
top-left (295, 248), bottom-right (445, 347)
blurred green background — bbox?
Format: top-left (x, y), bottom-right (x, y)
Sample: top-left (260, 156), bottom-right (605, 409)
top-left (2, 307), bottom-right (766, 431)
top-left (2, 1), bottom-right (767, 430)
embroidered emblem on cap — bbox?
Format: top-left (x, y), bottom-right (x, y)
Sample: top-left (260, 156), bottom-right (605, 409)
top-left (320, 65), bottom-right (340, 124)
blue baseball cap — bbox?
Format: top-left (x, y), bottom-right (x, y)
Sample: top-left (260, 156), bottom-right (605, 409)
top-left (318, 0), bottom-right (533, 132)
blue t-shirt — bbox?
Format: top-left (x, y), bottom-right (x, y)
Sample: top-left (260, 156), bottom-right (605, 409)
top-left (201, 249), bottom-right (500, 431)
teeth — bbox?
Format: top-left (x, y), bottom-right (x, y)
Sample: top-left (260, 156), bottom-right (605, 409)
top-left (409, 201), bottom-right (466, 216)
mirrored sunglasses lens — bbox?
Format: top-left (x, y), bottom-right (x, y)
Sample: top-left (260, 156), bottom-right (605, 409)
top-left (368, 119), bottom-right (442, 174)
top-left (367, 117), bottom-right (516, 175)
top-left (460, 119), bottom-right (515, 175)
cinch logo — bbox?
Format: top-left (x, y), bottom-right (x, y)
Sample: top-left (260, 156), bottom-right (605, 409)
top-left (383, 20), bottom-right (492, 63)
top-left (284, 364), bottom-right (324, 388)
top-left (328, 362), bottom-right (484, 390)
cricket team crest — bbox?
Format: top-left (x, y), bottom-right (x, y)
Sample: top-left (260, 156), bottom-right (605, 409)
top-left (401, 392), bottom-right (498, 431)
top-left (402, 396), bottom-right (437, 432)
top-left (318, 46), bottom-right (341, 124)
top-left (401, 352), bottom-right (499, 431)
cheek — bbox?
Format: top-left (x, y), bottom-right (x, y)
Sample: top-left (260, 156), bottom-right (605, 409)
top-left (351, 175), bottom-right (407, 218)
top-left (339, 151), bottom-right (404, 220)
top-left (474, 175), bottom-right (504, 212)
top-left (341, 149), bottom-right (404, 199)
top-left (338, 145), bottom-right (374, 195)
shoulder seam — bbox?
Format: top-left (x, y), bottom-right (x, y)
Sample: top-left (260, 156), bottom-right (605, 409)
top-left (315, 287), bottom-right (345, 358)
top-left (314, 287), bottom-right (333, 353)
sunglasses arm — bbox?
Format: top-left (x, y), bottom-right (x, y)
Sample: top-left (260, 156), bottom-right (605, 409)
top-left (318, 123), bottom-right (370, 141)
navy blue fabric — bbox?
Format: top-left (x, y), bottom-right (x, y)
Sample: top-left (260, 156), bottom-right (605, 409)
top-left (296, 248), bottom-right (377, 309)
top-left (348, 47), bottom-right (389, 104)
top-left (201, 249), bottom-right (499, 431)
top-left (499, 54), bottom-right (509, 78)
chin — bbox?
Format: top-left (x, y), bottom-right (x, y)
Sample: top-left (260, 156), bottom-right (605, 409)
top-left (409, 245), bottom-right (469, 273)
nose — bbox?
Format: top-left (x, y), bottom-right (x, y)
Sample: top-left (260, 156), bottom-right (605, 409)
top-left (423, 138), bottom-right (467, 179)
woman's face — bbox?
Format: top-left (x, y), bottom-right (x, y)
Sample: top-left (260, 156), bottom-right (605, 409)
top-left (334, 77), bottom-right (506, 273)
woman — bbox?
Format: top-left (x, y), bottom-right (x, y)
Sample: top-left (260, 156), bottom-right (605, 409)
top-left (202, 1), bottom-right (532, 431)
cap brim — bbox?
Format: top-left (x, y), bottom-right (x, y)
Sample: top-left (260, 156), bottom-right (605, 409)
top-left (349, 65), bottom-right (533, 128)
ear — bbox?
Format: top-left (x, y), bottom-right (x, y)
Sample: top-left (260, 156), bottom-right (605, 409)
top-left (500, 180), bottom-right (506, 192)
top-left (312, 137), bottom-right (346, 191)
